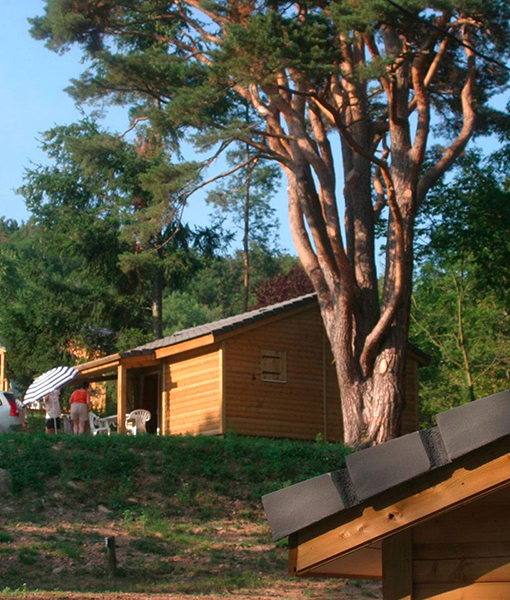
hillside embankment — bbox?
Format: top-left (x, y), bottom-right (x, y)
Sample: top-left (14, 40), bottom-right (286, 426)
top-left (0, 433), bottom-right (380, 599)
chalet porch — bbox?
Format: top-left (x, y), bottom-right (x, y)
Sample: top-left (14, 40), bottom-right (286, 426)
top-left (74, 351), bottom-right (164, 434)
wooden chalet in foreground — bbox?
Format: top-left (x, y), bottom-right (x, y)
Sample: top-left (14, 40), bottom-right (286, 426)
top-left (75, 294), bottom-right (429, 438)
top-left (263, 390), bottom-right (510, 599)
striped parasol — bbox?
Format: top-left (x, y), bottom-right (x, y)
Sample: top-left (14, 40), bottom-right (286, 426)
top-left (23, 366), bottom-right (79, 406)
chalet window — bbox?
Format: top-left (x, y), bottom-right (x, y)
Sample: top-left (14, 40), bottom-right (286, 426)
top-left (261, 350), bottom-right (287, 383)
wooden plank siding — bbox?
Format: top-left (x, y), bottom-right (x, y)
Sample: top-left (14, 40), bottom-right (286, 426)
top-left (164, 345), bottom-right (222, 436)
top-left (224, 307), bottom-right (326, 440)
top-left (222, 305), bottom-right (420, 441)
top-left (411, 484), bottom-right (510, 598)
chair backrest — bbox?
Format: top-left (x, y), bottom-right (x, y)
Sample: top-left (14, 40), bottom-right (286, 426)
top-left (125, 409), bottom-right (151, 434)
top-left (62, 414), bottom-right (73, 435)
top-left (88, 411), bottom-right (98, 430)
top-left (126, 409), bottom-right (151, 423)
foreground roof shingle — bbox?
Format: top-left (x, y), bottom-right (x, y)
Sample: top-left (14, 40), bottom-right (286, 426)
top-left (262, 389), bottom-right (510, 541)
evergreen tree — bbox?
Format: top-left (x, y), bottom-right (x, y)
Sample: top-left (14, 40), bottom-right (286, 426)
top-left (21, 120), bottom-right (204, 340)
top-left (0, 220), bottom-right (135, 386)
top-left (31, 0), bottom-right (510, 443)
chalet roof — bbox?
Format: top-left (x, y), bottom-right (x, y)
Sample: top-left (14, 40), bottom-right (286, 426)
top-left (122, 293), bottom-right (317, 357)
top-left (262, 389), bottom-right (510, 542)
top-left (77, 292), bottom-right (430, 373)
top-left (123, 294), bottom-right (430, 364)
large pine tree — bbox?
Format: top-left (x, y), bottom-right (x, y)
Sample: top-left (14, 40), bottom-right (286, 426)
top-left (31, 0), bottom-right (510, 444)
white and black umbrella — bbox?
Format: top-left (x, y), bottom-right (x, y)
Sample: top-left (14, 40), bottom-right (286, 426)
top-left (23, 366), bottom-right (79, 407)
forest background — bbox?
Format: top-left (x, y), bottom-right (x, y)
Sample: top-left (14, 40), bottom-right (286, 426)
top-left (1, 1), bottom-right (510, 431)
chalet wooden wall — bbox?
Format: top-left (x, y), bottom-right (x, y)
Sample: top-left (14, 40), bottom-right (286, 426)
top-left (223, 305), bottom-right (420, 441)
top-left (224, 307), bottom-right (326, 440)
top-left (154, 304), bottom-right (422, 440)
top-left (164, 345), bottom-right (222, 436)
top-left (410, 484), bottom-right (510, 599)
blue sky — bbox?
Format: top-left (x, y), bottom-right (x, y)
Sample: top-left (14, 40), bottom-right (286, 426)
top-left (0, 1), bottom-right (294, 252)
top-left (0, 1), bottom-right (89, 221)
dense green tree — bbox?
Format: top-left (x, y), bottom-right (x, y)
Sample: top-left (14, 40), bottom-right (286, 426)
top-left (31, 0), bottom-right (510, 443)
top-left (0, 220), bottom-right (133, 387)
top-left (206, 145), bottom-right (281, 311)
top-left (163, 290), bottom-right (223, 335)
top-left (411, 261), bottom-right (510, 426)
top-left (21, 120), bottom-right (204, 340)
top-left (0, 218), bottom-right (18, 244)
top-left (0, 120), bottom-right (225, 385)
top-left (410, 150), bottom-right (510, 423)
top-left (163, 247), bottom-right (288, 328)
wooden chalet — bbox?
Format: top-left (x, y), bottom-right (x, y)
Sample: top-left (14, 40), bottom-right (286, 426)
top-left (263, 390), bottom-right (510, 599)
top-left (75, 294), bottom-right (429, 439)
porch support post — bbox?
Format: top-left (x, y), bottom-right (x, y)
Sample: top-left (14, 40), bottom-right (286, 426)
top-left (0, 350), bottom-right (5, 391)
top-left (220, 343), bottom-right (226, 435)
top-left (160, 364), bottom-right (167, 435)
top-left (117, 364), bottom-right (127, 434)
top-left (382, 529), bottom-right (413, 599)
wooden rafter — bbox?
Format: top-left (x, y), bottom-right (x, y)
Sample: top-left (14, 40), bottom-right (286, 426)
top-left (293, 437), bottom-right (510, 577)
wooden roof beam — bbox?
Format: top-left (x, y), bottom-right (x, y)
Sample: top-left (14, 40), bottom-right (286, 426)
top-left (294, 436), bottom-right (510, 576)
top-left (76, 353), bottom-right (121, 372)
top-left (78, 360), bottom-right (121, 376)
top-left (154, 334), bottom-right (215, 359)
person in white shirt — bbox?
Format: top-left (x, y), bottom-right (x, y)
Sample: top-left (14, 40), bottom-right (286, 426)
top-left (44, 390), bottom-right (61, 434)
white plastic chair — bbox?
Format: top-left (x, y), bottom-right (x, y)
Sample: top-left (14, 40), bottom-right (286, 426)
top-left (89, 412), bottom-right (112, 436)
top-left (125, 409), bottom-right (151, 435)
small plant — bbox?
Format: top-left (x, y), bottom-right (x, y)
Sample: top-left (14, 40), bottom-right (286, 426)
top-left (17, 546), bottom-right (39, 565)
top-left (123, 508), bottom-right (136, 524)
top-left (0, 531), bottom-right (13, 543)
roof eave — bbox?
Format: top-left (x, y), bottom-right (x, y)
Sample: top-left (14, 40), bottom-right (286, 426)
top-left (291, 436), bottom-right (510, 577)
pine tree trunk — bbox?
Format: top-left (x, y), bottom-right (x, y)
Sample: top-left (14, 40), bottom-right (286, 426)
top-left (152, 269), bottom-right (164, 340)
top-left (321, 296), bottom-right (408, 446)
top-left (242, 143), bottom-right (253, 313)
top-left (242, 191), bottom-right (250, 313)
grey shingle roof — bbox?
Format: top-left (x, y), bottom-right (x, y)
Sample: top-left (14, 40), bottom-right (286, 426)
top-left (262, 389), bottom-right (510, 541)
top-left (122, 293), bottom-right (317, 357)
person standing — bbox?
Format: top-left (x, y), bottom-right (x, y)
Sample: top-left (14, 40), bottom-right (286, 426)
top-left (69, 381), bottom-right (90, 435)
top-left (44, 390), bottom-right (61, 434)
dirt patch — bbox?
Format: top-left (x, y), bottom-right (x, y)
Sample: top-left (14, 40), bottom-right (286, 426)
top-left (0, 508), bottom-right (381, 599)
top-left (0, 437), bottom-right (379, 600)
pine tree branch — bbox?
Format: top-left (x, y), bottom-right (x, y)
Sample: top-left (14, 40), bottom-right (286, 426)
top-left (417, 26), bottom-right (477, 205)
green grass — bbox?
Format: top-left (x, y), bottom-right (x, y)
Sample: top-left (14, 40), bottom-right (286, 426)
top-left (0, 432), bottom-right (370, 598)
top-left (0, 532), bottom-right (12, 544)
top-left (0, 432), bottom-right (350, 509)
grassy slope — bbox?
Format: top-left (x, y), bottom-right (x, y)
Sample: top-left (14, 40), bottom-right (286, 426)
top-left (0, 433), bottom-right (381, 599)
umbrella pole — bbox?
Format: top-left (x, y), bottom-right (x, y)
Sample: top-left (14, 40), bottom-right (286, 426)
top-left (54, 416), bottom-right (57, 435)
